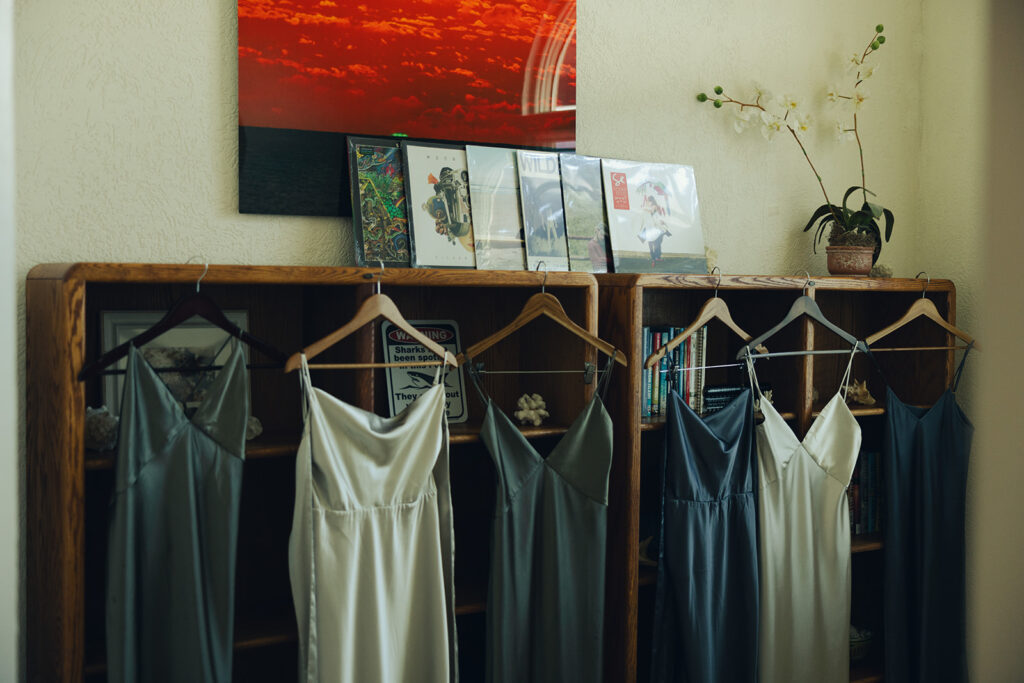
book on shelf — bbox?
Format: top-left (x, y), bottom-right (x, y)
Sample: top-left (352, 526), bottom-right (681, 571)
top-left (849, 450), bottom-right (882, 535)
top-left (640, 325), bottom-right (708, 418)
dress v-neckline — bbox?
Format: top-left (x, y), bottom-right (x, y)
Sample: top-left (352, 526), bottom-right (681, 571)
top-left (486, 392), bottom-right (604, 465)
top-left (673, 387), bottom-right (751, 445)
top-left (885, 386), bottom-right (971, 427)
top-left (131, 339), bottom-right (242, 430)
top-left (760, 389), bottom-right (852, 450)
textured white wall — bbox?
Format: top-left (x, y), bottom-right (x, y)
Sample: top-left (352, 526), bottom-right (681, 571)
top-left (578, 0), bottom-right (923, 277)
top-left (1, 0), bottom-right (17, 679)
top-left (971, 0), bottom-right (1024, 677)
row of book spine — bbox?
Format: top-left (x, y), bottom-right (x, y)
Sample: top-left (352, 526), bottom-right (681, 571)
top-left (641, 325), bottom-right (707, 417)
top-left (850, 450), bottom-right (883, 535)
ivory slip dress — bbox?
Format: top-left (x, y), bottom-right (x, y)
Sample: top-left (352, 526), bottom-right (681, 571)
top-left (288, 355), bottom-right (457, 683)
top-left (748, 349), bottom-right (861, 683)
top-left (467, 356), bottom-right (615, 683)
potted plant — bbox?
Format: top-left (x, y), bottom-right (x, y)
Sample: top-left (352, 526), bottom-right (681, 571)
top-left (697, 24), bottom-right (895, 275)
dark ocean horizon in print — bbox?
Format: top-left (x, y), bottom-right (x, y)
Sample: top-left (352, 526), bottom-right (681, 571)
top-left (239, 126), bottom-right (352, 217)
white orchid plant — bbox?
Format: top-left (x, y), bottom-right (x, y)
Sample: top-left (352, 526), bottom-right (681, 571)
top-left (697, 24), bottom-right (894, 262)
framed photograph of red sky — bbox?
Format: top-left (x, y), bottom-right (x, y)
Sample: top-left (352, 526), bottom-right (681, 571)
top-left (238, 0), bottom-right (577, 217)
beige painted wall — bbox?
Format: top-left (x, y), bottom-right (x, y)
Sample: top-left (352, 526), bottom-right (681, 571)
top-left (578, 0), bottom-right (923, 276)
top-left (11, 0), bottom-right (1017, 678)
top-left (1, 0), bottom-right (17, 679)
top-left (971, 0), bottom-right (1024, 677)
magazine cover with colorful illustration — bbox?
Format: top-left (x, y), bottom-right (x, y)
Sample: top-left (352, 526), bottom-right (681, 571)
top-left (560, 153), bottom-right (611, 273)
top-left (601, 159), bottom-right (707, 273)
top-left (381, 320), bottom-right (467, 423)
top-left (466, 146), bottom-right (526, 270)
top-left (403, 142), bottom-right (476, 268)
top-left (348, 137), bottom-right (411, 267)
top-left (517, 150), bottom-right (569, 271)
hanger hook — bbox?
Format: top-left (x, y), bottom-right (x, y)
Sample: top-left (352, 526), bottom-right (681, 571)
top-left (185, 256), bottom-right (209, 293)
top-left (710, 266), bottom-right (722, 298)
top-left (376, 260), bottom-right (384, 295)
top-left (802, 270), bottom-right (813, 295)
top-left (915, 271), bottom-right (930, 298)
top-left (535, 261), bottom-right (548, 294)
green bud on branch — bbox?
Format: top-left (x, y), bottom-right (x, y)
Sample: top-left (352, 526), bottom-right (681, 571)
top-left (713, 99), bottom-right (723, 108)
top-left (875, 24), bottom-right (884, 32)
top-left (877, 35), bottom-right (886, 44)
top-left (697, 92), bottom-right (708, 102)
top-left (714, 86), bottom-right (724, 95)
top-left (871, 40), bottom-right (880, 49)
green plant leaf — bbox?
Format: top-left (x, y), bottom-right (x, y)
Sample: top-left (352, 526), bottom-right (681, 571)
top-left (882, 208), bottom-right (894, 241)
top-left (802, 204), bottom-right (837, 233)
top-left (864, 201), bottom-right (884, 218)
top-left (842, 185), bottom-right (876, 216)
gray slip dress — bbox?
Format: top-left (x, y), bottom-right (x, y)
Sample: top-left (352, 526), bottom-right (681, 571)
top-left (106, 339), bottom-right (248, 683)
top-left (467, 355), bottom-right (616, 683)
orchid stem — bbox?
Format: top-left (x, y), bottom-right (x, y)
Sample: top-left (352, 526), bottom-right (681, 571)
top-left (787, 125), bottom-right (842, 227)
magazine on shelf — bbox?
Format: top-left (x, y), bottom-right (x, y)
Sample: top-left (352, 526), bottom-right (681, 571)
top-left (517, 150), bottom-right (570, 271)
top-left (402, 141), bottom-right (476, 269)
top-left (601, 159), bottom-right (707, 274)
top-left (466, 146), bottom-right (527, 270)
top-left (559, 153), bottom-right (611, 273)
top-left (381, 319), bottom-right (467, 423)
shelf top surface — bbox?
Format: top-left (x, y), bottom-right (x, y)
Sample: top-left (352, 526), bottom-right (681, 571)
top-left (596, 272), bottom-right (955, 293)
top-left (27, 263), bottom-right (600, 289)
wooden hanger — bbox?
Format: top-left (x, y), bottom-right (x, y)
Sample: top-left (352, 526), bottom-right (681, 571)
top-left (284, 270), bottom-right (458, 372)
top-left (865, 273), bottom-right (978, 351)
top-left (645, 270), bottom-right (766, 369)
top-left (736, 276), bottom-right (866, 360)
top-left (78, 264), bottom-right (286, 381)
top-left (457, 274), bottom-right (627, 368)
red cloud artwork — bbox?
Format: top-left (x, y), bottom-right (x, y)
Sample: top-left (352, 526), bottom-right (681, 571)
top-left (238, 0), bottom-right (576, 147)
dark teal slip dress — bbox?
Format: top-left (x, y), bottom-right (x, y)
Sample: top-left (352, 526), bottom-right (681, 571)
top-left (106, 340), bottom-right (248, 683)
top-left (883, 346), bottom-right (973, 682)
top-left (467, 357), bottom-right (616, 683)
top-left (650, 386), bottom-right (759, 683)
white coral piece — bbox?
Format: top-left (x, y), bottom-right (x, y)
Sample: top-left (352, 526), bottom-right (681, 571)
top-left (514, 393), bottom-right (550, 426)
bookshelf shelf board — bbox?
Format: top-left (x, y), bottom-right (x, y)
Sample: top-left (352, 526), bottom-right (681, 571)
top-left (449, 421), bottom-right (571, 445)
top-left (85, 433), bottom-right (302, 470)
top-left (852, 533), bottom-right (884, 553)
top-left (849, 659), bottom-right (884, 683)
top-left (638, 564), bottom-right (657, 587)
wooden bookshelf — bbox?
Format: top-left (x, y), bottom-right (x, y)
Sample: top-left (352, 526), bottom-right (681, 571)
top-left (26, 264), bottom-right (607, 683)
top-left (597, 273), bottom-right (958, 683)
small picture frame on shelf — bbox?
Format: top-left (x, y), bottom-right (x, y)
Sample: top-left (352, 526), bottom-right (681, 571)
top-left (601, 159), bottom-right (708, 274)
top-left (402, 141), bottom-right (477, 269)
top-left (348, 136), bottom-right (412, 268)
top-left (100, 310), bottom-right (250, 416)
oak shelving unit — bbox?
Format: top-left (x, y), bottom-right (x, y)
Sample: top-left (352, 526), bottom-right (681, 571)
top-left (26, 264), bottom-right (959, 683)
top-left (26, 263), bottom-right (608, 683)
top-left (596, 273), bottom-right (958, 683)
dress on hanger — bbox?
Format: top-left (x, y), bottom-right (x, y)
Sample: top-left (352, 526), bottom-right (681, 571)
top-left (748, 349), bottom-right (861, 683)
top-left (106, 340), bottom-right (248, 683)
top-left (468, 357), bottom-right (615, 683)
top-left (883, 348), bottom-right (973, 682)
top-left (650, 386), bottom-right (759, 683)
top-left (288, 355), bottom-right (457, 683)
